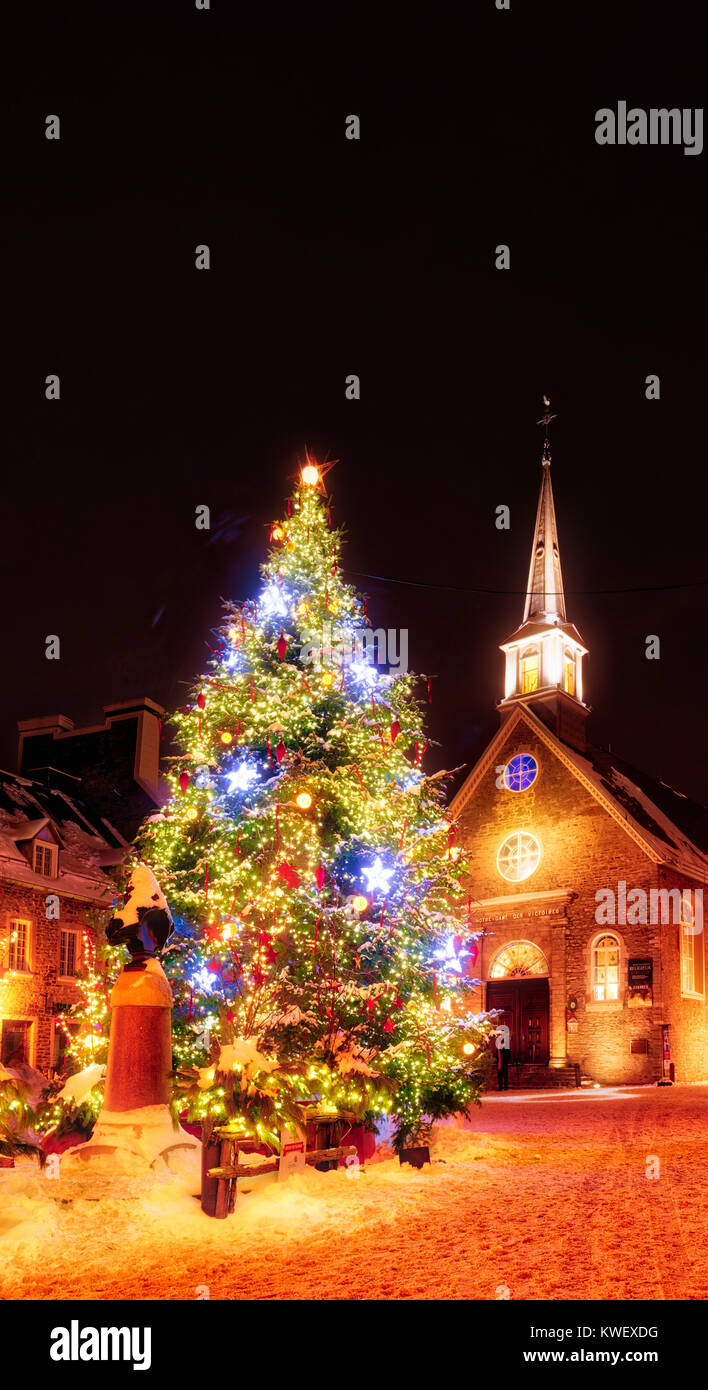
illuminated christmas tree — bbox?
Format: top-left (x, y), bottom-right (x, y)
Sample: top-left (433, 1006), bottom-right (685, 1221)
top-left (78, 458), bottom-right (492, 1147)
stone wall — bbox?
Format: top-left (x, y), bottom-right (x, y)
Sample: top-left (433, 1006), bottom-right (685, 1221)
top-left (0, 881), bottom-right (103, 1072)
top-left (457, 718), bottom-right (707, 1084)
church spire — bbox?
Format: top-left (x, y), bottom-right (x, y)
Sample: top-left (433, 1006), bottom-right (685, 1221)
top-left (523, 400), bottom-right (566, 622)
top-left (498, 398), bottom-right (590, 750)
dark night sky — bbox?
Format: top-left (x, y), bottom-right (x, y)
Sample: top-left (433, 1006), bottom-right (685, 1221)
top-left (4, 1), bottom-right (708, 804)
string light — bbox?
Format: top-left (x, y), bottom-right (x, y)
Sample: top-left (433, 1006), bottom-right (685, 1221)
top-left (60, 463), bottom-right (494, 1146)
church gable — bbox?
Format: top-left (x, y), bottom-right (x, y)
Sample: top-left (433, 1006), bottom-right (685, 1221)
top-left (453, 704), bottom-right (708, 883)
top-left (452, 707), bottom-right (656, 905)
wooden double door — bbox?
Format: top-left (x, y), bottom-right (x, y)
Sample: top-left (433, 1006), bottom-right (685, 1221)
top-left (486, 978), bottom-right (549, 1063)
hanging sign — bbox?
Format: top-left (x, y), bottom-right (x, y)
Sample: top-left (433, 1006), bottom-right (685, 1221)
top-left (628, 957), bottom-right (653, 1005)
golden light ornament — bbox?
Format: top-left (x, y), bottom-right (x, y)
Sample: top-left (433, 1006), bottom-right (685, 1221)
top-left (272, 525), bottom-right (284, 541)
top-left (351, 894), bottom-right (369, 914)
top-left (321, 671), bottom-right (335, 689)
top-left (220, 731), bottom-right (234, 744)
top-left (463, 1042), bottom-right (475, 1055)
top-left (186, 807), bottom-right (199, 821)
top-left (295, 790), bottom-right (313, 810)
top-left (301, 463), bottom-right (320, 487)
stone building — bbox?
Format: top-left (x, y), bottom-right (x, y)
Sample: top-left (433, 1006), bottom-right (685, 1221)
top-left (0, 698), bottom-right (165, 1073)
top-left (453, 433), bottom-right (708, 1086)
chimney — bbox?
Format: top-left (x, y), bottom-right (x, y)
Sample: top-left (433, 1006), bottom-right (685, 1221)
top-left (17, 714), bottom-right (75, 771)
top-left (102, 699), bottom-right (164, 805)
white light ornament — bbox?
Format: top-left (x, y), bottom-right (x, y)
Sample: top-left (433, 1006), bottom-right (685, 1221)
top-left (261, 584), bottom-right (290, 619)
top-left (433, 935), bottom-right (471, 975)
top-left (225, 762), bottom-right (259, 794)
top-left (350, 658), bottom-right (378, 688)
top-left (362, 856), bottom-right (394, 894)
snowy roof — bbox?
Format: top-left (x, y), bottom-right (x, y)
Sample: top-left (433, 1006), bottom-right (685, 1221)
top-left (0, 768), bottom-right (129, 903)
top-left (564, 741), bottom-right (708, 877)
top-left (9, 817), bottom-right (52, 843)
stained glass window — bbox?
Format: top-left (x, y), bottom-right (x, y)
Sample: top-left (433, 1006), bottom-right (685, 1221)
top-left (496, 831), bottom-right (541, 882)
top-left (504, 754), bottom-right (538, 792)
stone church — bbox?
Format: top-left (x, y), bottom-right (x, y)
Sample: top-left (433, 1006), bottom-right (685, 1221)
top-left (453, 427), bottom-right (708, 1086)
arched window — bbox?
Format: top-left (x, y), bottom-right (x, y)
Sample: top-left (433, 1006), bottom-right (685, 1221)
top-left (496, 831), bottom-right (542, 882)
top-left (563, 651), bottom-right (575, 696)
top-left (592, 933), bottom-right (620, 1001)
top-left (680, 897), bottom-right (704, 998)
top-left (489, 940), bottom-right (549, 979)
top-left (520, 648), bottom-right (539, 694)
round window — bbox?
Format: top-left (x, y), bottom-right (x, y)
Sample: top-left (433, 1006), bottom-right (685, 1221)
top-left (496, 831), bottom-right (542, 882)
top-left (503, 754), bottom-right (538, 792)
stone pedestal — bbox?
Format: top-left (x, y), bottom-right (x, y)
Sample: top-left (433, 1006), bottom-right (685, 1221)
top-left (63, 959), bottom-right (198, 1175)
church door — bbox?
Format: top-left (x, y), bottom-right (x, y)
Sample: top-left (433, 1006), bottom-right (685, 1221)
top-left (486, 978), bottom-right (549, 1063)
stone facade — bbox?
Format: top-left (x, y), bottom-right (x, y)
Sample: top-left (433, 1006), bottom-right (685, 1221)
top-left (455, 709), bottom-right (707, 1085)
top-left (0, 881), bottom-right (109, 1073)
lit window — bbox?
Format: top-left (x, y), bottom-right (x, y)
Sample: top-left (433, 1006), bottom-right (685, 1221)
top-left (496, 831), bottom-right (541, 882)
top-left (8, 919), bottom-right (30, 973)
top-left (504, 754), bottom-right (538, 792)
top-left (59, 930), bottom-right (78, 979)
top-left (593, 934), bottom-right (620, 1001)
top-left (564, 655), bottom-right (575, 696)
top-left (34, 842), bottom-right (55, 877)
top-left (680, 901), bottom-right (704, 998)
top-left (489, 941), bottom-right (548, 978)
top-left (520, 651), bottom-right (539, 694)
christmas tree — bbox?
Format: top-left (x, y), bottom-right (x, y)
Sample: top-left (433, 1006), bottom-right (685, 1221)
top-left (72, 458), bottom-right (492, 1149)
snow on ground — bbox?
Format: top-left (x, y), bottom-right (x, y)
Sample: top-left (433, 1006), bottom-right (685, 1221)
top-left (2, 1084), bottom-right (708, 1301)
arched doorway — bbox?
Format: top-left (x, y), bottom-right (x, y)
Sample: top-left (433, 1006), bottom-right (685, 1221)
top-left (486, 941), bottom-right (550, 1063)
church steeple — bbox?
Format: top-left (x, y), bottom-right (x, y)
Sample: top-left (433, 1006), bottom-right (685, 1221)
top-left (523, 401), bottom-right (566, 622)
top-left (498, 399), bottom-right (590, 751)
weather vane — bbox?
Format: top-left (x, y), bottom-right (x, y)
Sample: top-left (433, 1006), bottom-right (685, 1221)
top-left (536, 394), bottom-right (557, 464)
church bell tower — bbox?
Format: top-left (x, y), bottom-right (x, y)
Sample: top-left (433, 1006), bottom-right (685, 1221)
top-left (498, 400), bottom-right (590, 751)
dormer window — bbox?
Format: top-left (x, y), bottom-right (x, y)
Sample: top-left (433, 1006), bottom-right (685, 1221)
top-left (33, 841), bottom-right (57, 877)
top-left (520, 649), bottom-right (539, 694)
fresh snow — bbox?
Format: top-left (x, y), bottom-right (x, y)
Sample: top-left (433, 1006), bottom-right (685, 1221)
top-left (56, 1063), bottom-right (105, 1106)
top-left (217, 1039), bottom-right (277, 1075)
top-left (115, 863), bottom-right (168, 926)
top-left (2, 1084), bottom-right (708, 1300)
